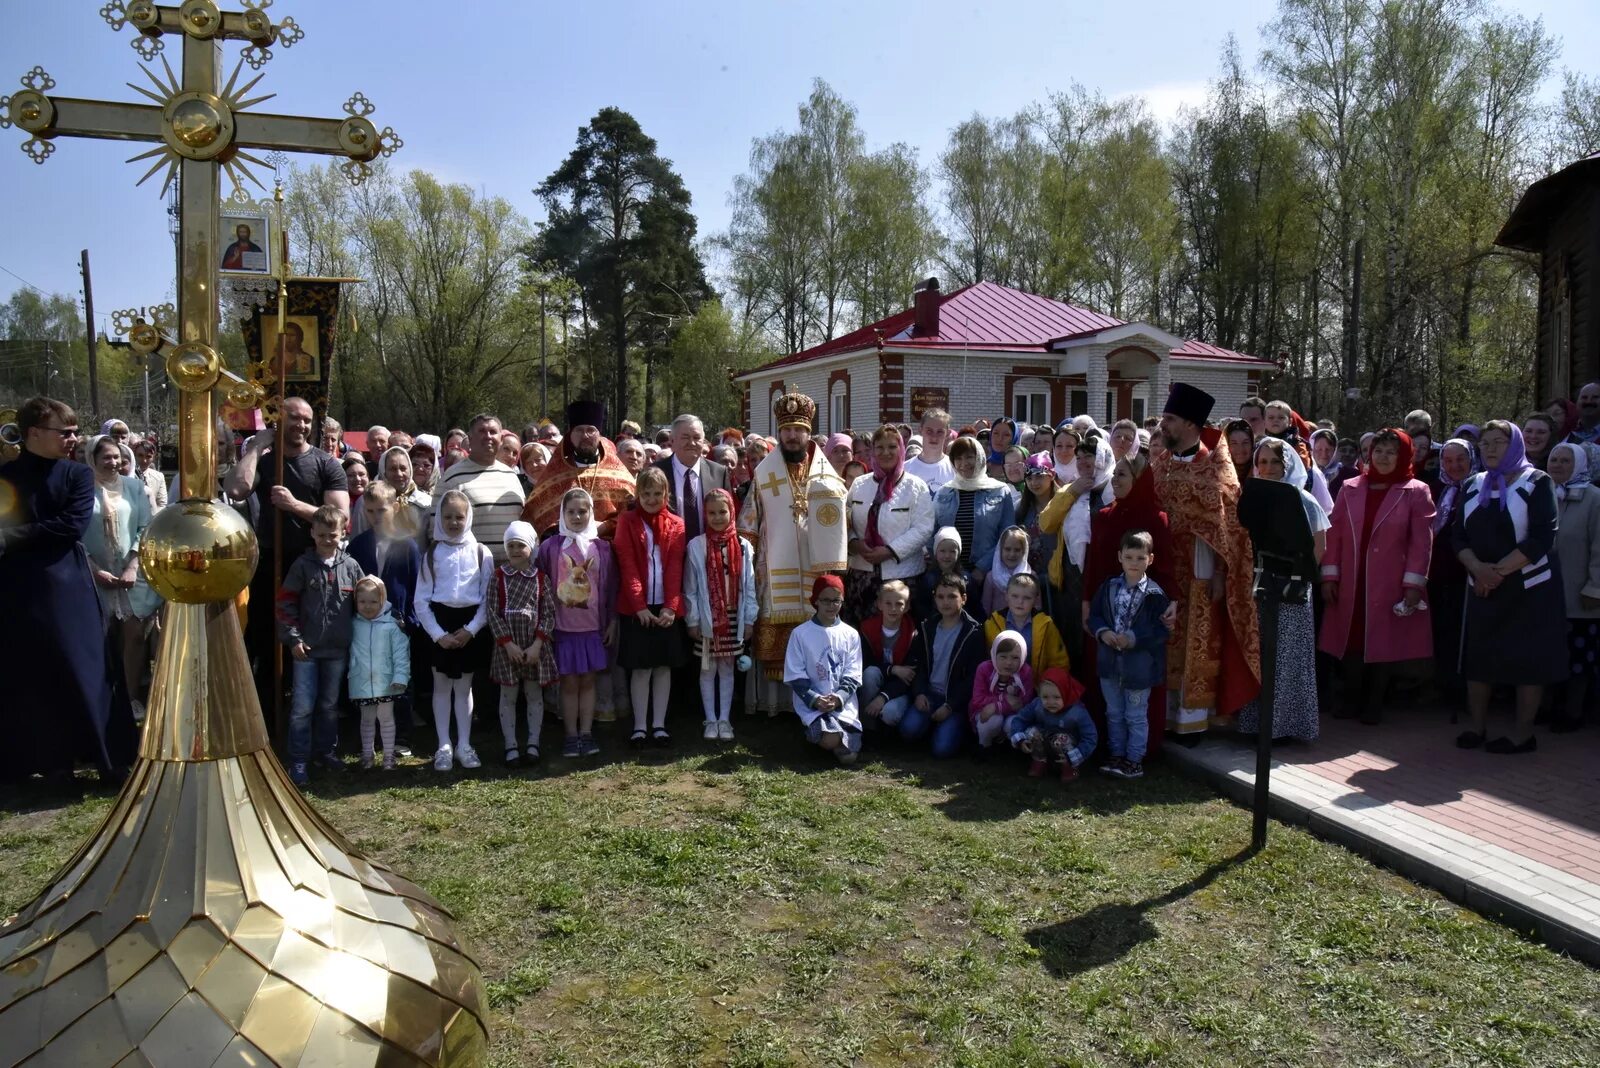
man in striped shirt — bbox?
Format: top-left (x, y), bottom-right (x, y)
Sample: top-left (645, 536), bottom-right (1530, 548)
top-left (433, 413), bottom-right (526, 563)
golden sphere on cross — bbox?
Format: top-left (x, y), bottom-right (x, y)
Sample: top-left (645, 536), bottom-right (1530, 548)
top-left (170, 98), bottom-right (223, 148)
top-left (140, 499), bottom-right (259, 604)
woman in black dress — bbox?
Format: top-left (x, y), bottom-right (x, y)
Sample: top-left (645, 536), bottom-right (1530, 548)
top-left (1452, 419), bottom-right (1566, 754)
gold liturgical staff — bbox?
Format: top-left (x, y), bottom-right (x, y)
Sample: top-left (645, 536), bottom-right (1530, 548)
top-left (0, 4), bottom-right (488, 1065)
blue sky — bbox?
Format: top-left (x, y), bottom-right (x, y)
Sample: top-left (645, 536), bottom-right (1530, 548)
top-left (2, 0), bottom-right (1595, 332)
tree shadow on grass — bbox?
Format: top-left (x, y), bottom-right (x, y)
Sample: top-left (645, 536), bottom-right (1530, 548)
top-left (1025, 847), bottom-right (1254, 977)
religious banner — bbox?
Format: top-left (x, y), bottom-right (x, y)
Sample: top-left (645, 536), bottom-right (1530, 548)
top-left (242, 278), bottom-right (346, 427)
top-left (911, 386), bottom-right (950, 420)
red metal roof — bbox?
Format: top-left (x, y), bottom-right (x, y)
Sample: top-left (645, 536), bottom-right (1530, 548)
top-left (745, 280), bottom-right (1273, 373)
top-left (750, 281), bottom-right (1126, 374)
top-left (1168, 339), bottom-right (1276, 365)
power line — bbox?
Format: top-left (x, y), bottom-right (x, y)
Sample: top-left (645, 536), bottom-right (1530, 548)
top-left (0, 263), bottom-right (50, 297)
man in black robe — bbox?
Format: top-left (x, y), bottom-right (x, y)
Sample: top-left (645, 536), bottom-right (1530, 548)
top-left (0, 397), bottom-right (135, 785)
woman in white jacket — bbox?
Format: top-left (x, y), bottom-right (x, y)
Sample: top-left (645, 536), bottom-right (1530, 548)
top-left (1547, 443), bottom-right (1600, 732)
top-left (843, 424), bottom-right (935, 624)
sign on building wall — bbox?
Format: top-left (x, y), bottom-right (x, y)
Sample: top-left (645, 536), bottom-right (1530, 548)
top-left (910, 386), bottom-right (950, 419)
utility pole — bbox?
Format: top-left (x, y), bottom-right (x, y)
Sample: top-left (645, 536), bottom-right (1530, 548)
top-left (539, 283), bottom-right (548, 419)
top-left (80, 249), bottom-right (98, 419)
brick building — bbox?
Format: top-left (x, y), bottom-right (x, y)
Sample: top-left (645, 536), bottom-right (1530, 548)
top-left (735, 279), bottom-right (1275, 435)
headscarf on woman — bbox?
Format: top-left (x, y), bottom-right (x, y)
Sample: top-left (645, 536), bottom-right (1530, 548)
top-left (1433, 438), bottom-right (1475, 533)
top-left (1063, 433), bottom-right (1115, 572)
top-left (411, 433), bottom-right (443, 491)
top-left (1373, 428), bottom-right (1416, 483)
top-left (865, 428), bottom-right (906, 551)
top-left (1550, 442), bottom-right (1591, 503)
top-left (1481, 422), bottom-right (1533, 511)
top-left (988, 417), bottom-right (1019, 467)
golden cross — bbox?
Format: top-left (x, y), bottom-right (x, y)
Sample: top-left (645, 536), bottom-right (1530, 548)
top-left (760, 471), bottom-right (787, 498)
top-left (1, 1), bottom-right (398, 500)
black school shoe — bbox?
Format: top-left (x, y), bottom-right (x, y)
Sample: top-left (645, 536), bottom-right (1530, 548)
top-left (1455, 731), bottom-right (1484, 749)
top-left (1484, 735), bottom-right (1537, 755)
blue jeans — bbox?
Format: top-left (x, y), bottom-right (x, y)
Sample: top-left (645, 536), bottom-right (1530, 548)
top-left (860, 666), bottom-right (912, 728)
top-left (1100, 680), bottom-right (1150, 763)
top-left (899, 690), bottom-right (966, 757)
top-left (290, 656), bottom-right (344, 765)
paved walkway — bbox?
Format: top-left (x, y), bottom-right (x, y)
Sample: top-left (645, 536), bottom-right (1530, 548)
top-left (1164, 704), bottom-right (1600, 965)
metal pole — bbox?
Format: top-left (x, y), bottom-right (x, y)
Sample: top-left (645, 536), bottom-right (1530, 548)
top-left (539, 285), bottom-right (548, 418)
top-left (81, 249), bottom-right (98, 421)
top-left (1252, 582), bottom-right (1278, 853)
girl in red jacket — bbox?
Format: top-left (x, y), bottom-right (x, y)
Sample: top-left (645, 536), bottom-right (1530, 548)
top-left (615, 465), bottom-right (690, 746)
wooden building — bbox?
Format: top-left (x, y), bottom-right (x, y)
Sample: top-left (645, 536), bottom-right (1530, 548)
top-left (1496, 152), bottom-right (1600, 402)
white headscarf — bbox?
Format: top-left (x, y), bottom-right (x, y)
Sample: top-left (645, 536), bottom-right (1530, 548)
top-left (430, 489), bottom-right (477, 546)
top-left (503, 520), bottom-right (538, 552)
top-left (933, 525), bottom-right (962, 554)
top-left (988, 525), bottom-right (1034, 593)
top-left (1253, 435), bottom-right (1308, 486)
top-left (1551, 442), bottom-right (1591, 503)
top-left (558, 487), bottom-right (600, 554)
top-left (1063, 434), bottom-right (1116, 571)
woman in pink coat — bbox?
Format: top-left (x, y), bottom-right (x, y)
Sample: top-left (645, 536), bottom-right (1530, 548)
top-left (1319, 428), bottom-right (1436, 724)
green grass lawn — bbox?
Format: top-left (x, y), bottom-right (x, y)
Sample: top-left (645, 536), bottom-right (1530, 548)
top-left (4, 716), bottom-right (1598, 1067)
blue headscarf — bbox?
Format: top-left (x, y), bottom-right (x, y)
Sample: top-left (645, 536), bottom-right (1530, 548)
top-left (988, 417), bottom-right (1018, 466)
top-left (1482, 422), bottom-right (1533, 511)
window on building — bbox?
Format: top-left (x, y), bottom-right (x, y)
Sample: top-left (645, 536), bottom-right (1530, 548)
top-left (1131, 397), bottom-right (1147, 424)
top-left (829, 380), bottom-right (849, 433)
top-left (1069, 390), bottom-right (1088, 418)
top-left (769, 388), bottom-right (783, 436)
top-left (1105, 392), bottom-right (1117, 422)
top-left (1012, 376), bottom-right (1050, 427)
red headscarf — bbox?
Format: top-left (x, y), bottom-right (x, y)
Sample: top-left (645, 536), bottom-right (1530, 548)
top-left (702, 488), bottom-right (742, 648)
top-left (1552, 399), bottom-right (1581, 440)
top-left (1039, 667), bottom-right (1086, 709)
top-left (1374, 428), bottom-right (1415, 482)
top-left (865, 428), bottom-right (907, 550)
top-left (811, 573), bottom-right (845, 606)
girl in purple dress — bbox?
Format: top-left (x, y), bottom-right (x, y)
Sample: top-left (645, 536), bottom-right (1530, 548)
top-left (535, 488), bottom-right (617, 758)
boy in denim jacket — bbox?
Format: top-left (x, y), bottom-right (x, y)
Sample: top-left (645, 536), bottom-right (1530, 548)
top-left (1087, 529), bottom-right (1169, 780)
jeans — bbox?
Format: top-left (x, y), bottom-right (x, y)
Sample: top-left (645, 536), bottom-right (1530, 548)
top-left (899, 690), bottom-right (966, 757)
top-left (289, 656), bottom-right (344, 765)
top-left (860, 666), bottom-right (912, 728)
top-left (1100, 679), bottom-right (1151, 763)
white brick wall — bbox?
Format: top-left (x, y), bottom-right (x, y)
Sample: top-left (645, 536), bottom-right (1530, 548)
top-left (902, 353), bottom-right (1008, 426)
top-left (1170, 364), bottom-right (1254, 420)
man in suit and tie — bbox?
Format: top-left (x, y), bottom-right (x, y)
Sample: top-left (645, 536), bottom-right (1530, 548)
top-left (654, 413), bottom-right (729, 541)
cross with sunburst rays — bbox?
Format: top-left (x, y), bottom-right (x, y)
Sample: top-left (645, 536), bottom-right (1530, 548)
top-left (0, 0), bottom-right (401, 501)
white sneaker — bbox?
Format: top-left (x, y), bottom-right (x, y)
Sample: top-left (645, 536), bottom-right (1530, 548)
top-left (703, 720), bottom-right (719, 740)
top-left (433, 744), bottom-right (454, 771)
top-left (457, 746), bottom-right (482, 770)
top-left (717, 720), bottom-right (735, 741)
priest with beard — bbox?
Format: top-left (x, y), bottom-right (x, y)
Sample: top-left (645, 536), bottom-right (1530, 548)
top-left (738, 391), bottom-right (849, 714)
top-left (1151, 382), bottom-right (1261, 737)
top-left (520, 398), bottom-right (637, 540)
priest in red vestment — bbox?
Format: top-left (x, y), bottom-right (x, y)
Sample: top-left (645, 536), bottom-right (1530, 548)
top-left (1151, 383), bottom-right (1261, 734)
top-left (520, 399), bottom-right (636, 539)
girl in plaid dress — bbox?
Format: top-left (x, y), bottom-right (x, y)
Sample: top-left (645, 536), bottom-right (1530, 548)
top-left (490, 521), bottom-right (557, 764)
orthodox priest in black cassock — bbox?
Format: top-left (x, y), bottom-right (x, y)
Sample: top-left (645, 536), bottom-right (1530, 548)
top-left (0, 418), bottom-right (136, 784)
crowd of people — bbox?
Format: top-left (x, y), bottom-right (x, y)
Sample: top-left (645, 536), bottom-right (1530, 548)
top-left (4, 375), bottom-right (1597, 789)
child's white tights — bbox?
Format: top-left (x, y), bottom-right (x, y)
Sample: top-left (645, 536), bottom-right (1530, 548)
top-left (432, 670), bottom-right (473, 751)
top-left (360, 701), bottom-right (395, 761)
top-left (499, 680), bottom-right (545, 752)
top-left (630, 667), bottom-right (671, 732)
top-left (699, 661), bottom-right (734, 722)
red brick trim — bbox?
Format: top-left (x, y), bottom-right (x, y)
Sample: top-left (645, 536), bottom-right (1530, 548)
top-left (879, 351), bottom-right (905, 424)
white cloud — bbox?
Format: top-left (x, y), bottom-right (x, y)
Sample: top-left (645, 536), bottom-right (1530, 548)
top-left (1116, 82), bottom-right (1211, 128)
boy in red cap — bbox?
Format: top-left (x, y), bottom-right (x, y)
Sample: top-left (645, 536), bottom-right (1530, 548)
top-left (1008, 667), bottom-right (1098, 782)
top-left (784, 574), bottom-right (863, 764)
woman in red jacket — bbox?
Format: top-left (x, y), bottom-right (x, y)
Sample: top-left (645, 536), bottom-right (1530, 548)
top-left (614, 466), bottom-right (690, 746)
